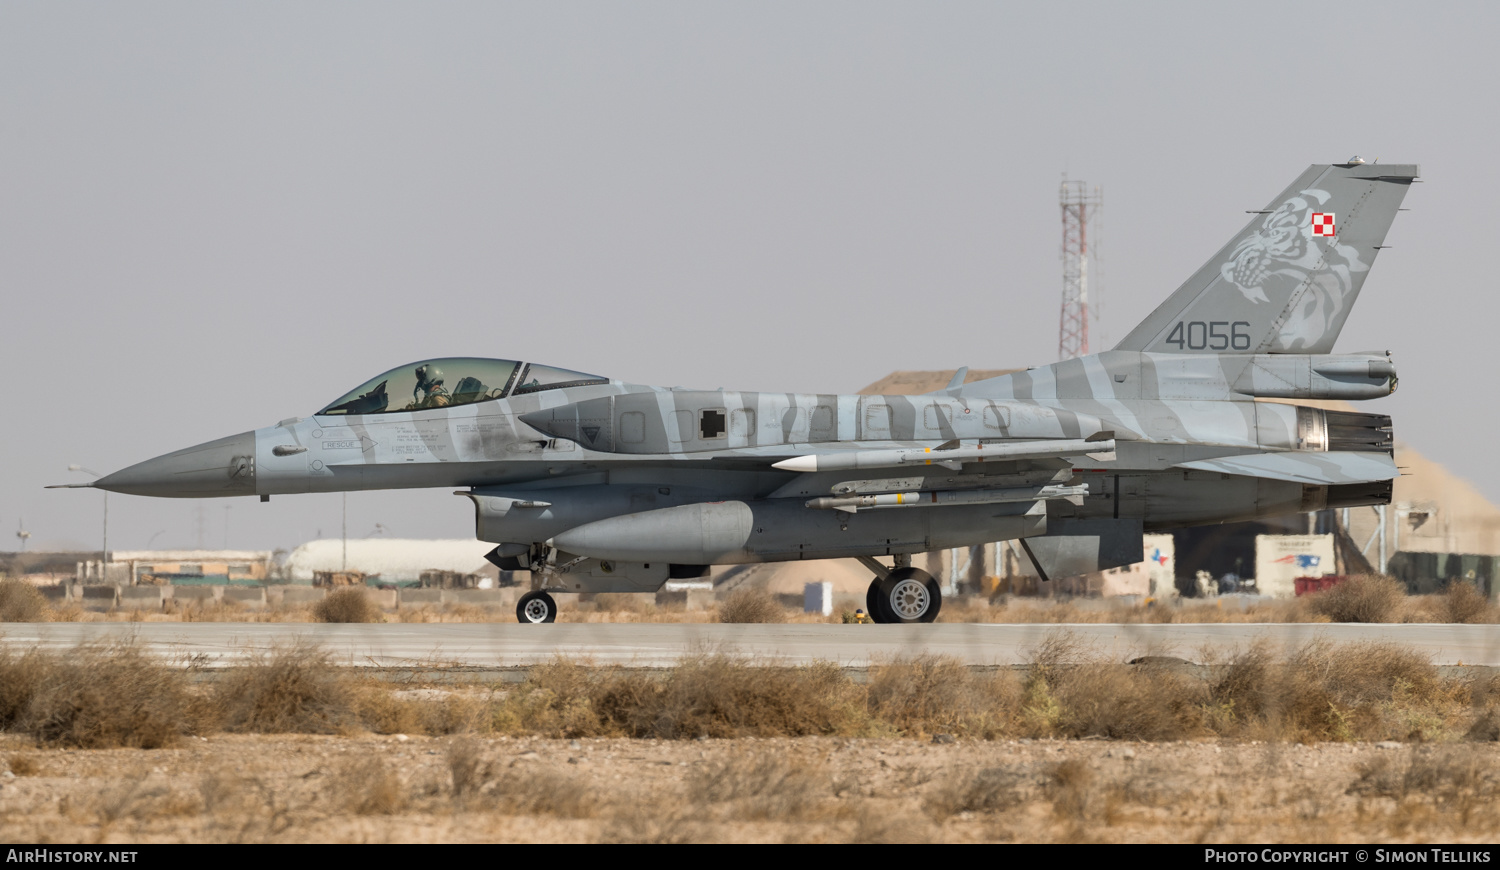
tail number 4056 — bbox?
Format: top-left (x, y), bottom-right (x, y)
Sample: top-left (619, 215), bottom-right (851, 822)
top-left (1166, 321), bottom-right (1252, 351)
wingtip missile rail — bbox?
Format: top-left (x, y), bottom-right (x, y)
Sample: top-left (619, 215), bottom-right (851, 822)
top-left (771, 438), bottom-right (1116, 473)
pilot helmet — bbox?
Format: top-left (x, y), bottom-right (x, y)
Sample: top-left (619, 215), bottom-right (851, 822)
top-left (415, 365), bottom-right (445, 390)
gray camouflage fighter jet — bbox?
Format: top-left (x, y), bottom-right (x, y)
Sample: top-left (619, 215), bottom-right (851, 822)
top-left (57, 160), bottom-right (1415, 624)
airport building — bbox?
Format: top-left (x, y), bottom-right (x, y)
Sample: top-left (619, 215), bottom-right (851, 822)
top-left (76, 550), bottom-right (273, 586)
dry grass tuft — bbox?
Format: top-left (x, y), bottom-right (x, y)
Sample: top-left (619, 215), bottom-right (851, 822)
top-left (0, 579), bottom-right (50, 622)
top-left (598, 657), bottom-right (864, 738)
top-left (7, 645), bottom-right (204, 748)
top-left (850, 801), bottom-right (939, 844)
top-left (446, 738), bottom-right (600, 819)
top-left (446, 736), bottom-right (487, 800)
top-left (1046, 758), bottom-right (1096, 821)
top-left (687, 752), bottom-right (827, 820)
top-left (6, 754), bottom-right (40, 776)
top-left (716, 588), bottom-right (786, 624)
top-left (313, 588), bottom-right (380, 624)
top-left (925, 765), bottom-right (1031, 818)
top-left (598, 803), bottom-right (703, 843)
top-left (0, 649), bottom-right (51, 729)
top-left (1467, 707), bottom-right (1500, 742)
top-left (1349, 747), bottom-right (1498, 818)
top-left (215, 644), bottom-right (359, 734)
top-left (71, 773), bottom-right (199, 825)
top-left (591, 594), bottom-right (653, 615)
top-left (1039, 661), bottom-right (1203, 741)
top-left (491, 659), bottom-right (611, 737)
top-left (484, 766), bottom-right (598, 818)
top-left (1306, 574), bottom-right (1405, 623)
top-left (1442, 582), bottom-right (1494, 624)
top-left (1208, 641), bottom-right (1449, 742)
top-left (1020, 632), bottom-right (1201, 740)
top-left (866, 656), bottom-right (1019, 738)
top-left (355, 687), bottom-right (483, 736)
top-left (497, 656), bottom-right (867, 739)
top-left (334, 756), bottom-right (407, 815)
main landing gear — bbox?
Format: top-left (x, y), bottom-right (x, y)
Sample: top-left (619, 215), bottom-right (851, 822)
top-left (859, 556), bottom-right (942, 624)
top-left (517, 590), bottom-right (558, 623)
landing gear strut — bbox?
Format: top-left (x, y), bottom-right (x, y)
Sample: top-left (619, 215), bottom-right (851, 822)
top-left (516, 590), bottom-right (558, 623)
top-left (863, 566), bottom-right (942, 624)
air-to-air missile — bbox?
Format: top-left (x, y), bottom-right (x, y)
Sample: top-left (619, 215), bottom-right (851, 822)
top-left (772, 436), bottom-right (1115, 473)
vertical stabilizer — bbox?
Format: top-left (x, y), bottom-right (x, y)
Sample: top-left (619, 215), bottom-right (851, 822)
top-left (1115, 162), bottom-right (1417, 354)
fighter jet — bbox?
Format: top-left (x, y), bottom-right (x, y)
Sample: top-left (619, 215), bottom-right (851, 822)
top-left (57, 160), bottom-right (1416, 624)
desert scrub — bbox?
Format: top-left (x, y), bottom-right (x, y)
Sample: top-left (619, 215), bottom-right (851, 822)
top-left (215, 643), bottom-right (361, 734)
top-left (866, 655), bottom-right (1020, 738)
top-left (494, 656), bottom-right (868, 738)
top-left (0, 578), bottom-right (49, 622)
top-left (1442, 582), bottom-right (1494, 624)
top-left (686, 752), bottom-right (829, 821)
top-left (0, 641), bottom-right (1488, 745)
top-left (1206, 640), bottom-right (1458, 742)
top-left (716, 588), bottom-right (786, 624)
top-left (1305, 574), bottom-right (1405, 623)
top-left (0, 644), bottom-right (206, 748)
top-left (313, 588), bottom-right (380, 623)
top-left (333, 756), bottom-right (407, 815)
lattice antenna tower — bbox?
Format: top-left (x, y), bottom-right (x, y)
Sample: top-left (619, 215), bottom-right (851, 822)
top-left (1058, 177), bottom-right (1102, 360)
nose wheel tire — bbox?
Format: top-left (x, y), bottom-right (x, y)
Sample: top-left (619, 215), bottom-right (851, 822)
top-left (875, 567), bottom-right (941, 623)
top-left (516, 591), bottom-right (558, 624)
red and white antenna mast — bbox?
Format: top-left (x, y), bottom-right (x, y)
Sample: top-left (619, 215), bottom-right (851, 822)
top-left (1058, 177), bottom-right (1102, 360)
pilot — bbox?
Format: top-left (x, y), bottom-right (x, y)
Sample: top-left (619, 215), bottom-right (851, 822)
top-left (411, 364), bottom-right (450, 409)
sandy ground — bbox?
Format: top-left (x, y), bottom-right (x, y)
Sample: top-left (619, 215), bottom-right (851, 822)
top-left (4, 733), bottom-right (1499, 844)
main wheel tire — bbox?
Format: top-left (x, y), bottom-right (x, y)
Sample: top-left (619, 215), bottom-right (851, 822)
top-left (866, 578), bottom-right (892, 624)
top-left (516, 591), bottom-right (557, 624)
top-left (878, 567), bottom-right (942, 623)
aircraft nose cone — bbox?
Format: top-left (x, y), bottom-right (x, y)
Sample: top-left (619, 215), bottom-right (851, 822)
top-left (95, 430), bottom-right (257, 497)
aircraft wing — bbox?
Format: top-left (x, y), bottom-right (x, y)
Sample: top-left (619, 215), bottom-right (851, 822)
top-left (1174, 451), bottom-right (1396, 485)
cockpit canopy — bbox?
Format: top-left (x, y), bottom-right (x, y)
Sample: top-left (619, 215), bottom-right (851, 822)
top-left (317, 358), bottom-right (608, 416)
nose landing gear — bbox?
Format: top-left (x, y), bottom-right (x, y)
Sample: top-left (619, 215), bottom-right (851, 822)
top-left (517, 590), bottom-right (558, 623)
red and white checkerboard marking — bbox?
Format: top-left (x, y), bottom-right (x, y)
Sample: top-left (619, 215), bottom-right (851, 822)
top-left (1311, 212), bottom-right (1336, 237)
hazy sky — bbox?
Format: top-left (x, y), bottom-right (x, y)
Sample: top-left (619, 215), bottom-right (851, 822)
top-left (3, 1), bottom-right (1495, 553)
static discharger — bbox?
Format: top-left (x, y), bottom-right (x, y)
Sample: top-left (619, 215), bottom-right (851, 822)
top-left (772, 437), bottom-right (1115, 473)
top-left (806, 483), bottom-right (1089, 514)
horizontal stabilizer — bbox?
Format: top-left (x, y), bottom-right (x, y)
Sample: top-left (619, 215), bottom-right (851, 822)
top-left (1175, 451), bottom-right (1396, 485)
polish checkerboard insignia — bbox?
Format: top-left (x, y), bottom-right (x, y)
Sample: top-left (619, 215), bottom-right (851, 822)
top-left (1310, 212), bottom-right (1336, 237)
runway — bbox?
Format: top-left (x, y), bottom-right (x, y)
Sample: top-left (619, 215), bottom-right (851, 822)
top-left (2, 622), bottom-right (1499, 669)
